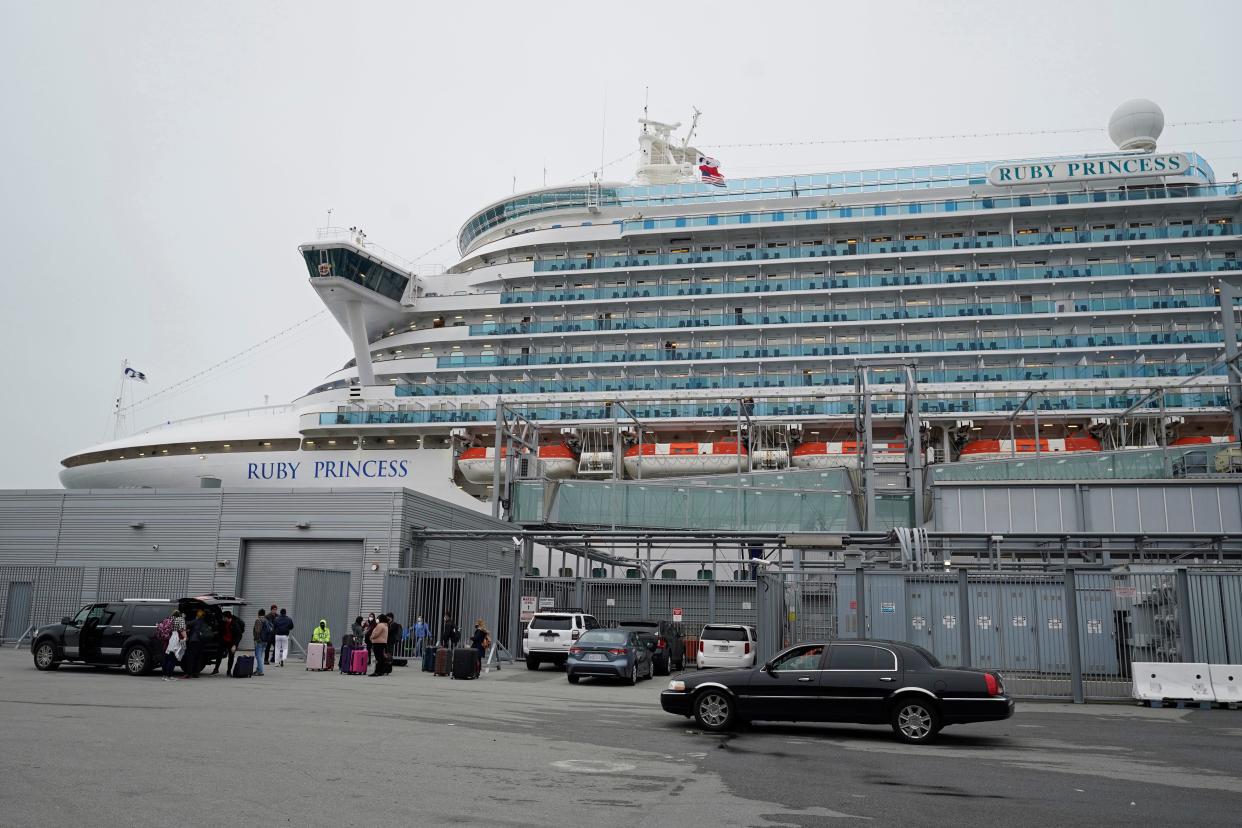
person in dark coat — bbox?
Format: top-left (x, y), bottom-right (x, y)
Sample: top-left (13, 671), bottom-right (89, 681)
top-left (180, 609), bottom-right (208, 679)
top-left (211, 610), bottom-right (244, 675)
top-left (439, 613), bottom-right (456, 648)
top-left (264, 604), bottom-right (278, 664)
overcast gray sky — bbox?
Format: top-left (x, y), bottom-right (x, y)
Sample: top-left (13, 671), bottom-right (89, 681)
top-left (2, 0), bottom-right (1239, 488)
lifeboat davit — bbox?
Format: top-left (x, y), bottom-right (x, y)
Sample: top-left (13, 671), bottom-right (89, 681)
top-left (457, 444), bottom-right (578, 484)
top-left (958, 436), bottom-right (1101, 461)
top-left (1170, 435), bottom-right (1238, 446)
top-left (790, 441), bottom-right (906, 469)
top-left (622, 442), bottom-right (747, 479)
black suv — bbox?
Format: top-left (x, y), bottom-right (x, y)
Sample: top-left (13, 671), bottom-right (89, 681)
top-left (617, 619), bottom-right (685, 674)
top-left (30, 594), bottom-right (245, 676)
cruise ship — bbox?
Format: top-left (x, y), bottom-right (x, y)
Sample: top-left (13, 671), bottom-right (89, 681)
top-left (60, 100), bottom-right (1242, 516)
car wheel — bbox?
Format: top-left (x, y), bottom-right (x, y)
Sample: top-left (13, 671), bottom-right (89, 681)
top-left (693, 690), bottom-right (735, 732)
top-left (567, 674), bottom-right (580, 684)
top-left (123, 646), bottom-right (150, 676)
top-left (33, 641), bottom-right (59, 671)
top-left (647, 660), bottom-right (655, 680)
top-left (525, 656), bottom-right (540, 671)
top-left (627, 662), bottom-right (638, 686)
top-left (892, 699), bottom-right (940, 744)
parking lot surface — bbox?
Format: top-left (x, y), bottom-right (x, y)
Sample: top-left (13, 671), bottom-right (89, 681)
top-left (1, 648), bottom-right (1240, 826)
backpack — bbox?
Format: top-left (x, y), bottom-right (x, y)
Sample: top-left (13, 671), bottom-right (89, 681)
top-left (261, 619), bottom-right (275, 642)
top-left (155, 617), bottom-right (174, 645)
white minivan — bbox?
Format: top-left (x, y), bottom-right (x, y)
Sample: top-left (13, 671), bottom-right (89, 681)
top-left (696, 623), bottom-right (757, 669)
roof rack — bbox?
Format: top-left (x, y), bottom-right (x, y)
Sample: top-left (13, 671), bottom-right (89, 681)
top-left (121, 598), bottom-right (173, 603)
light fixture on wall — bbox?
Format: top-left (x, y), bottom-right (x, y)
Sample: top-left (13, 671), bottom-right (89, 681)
top-left (295, 520), bottom-right (311, 529)
top-left (217, 559), bottom-right (231, 568)
top-left (370, 562), bottom-right (380, 572)
top-left (130, 521), bottom-right (145, 529)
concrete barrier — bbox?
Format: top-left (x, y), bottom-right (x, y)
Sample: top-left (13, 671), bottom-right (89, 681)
top-left (1208, 665), bottom-right (1242, 703)
top-left (1131, 662), bottom-right (1215, 702)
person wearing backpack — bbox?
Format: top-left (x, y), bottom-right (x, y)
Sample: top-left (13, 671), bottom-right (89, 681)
top-left (252, 609), bottom-right (270, 676)
top-left (272, 608), bottom-right (294, 666)
top-left (161, 610), bottom-right (185, 681)
top-left (263, 605), bottom-right (278, 665)
top-left (180, 609), bottom-right (209, 679)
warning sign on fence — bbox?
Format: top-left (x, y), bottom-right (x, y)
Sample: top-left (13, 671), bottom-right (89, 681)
top-left (519, 596), bottom-right (537, 621)
top-left (1086, 619), bottom-right (1103, 634)
top-left (912, 616), bottom-right (927, 630)
top-left (942, 615), bottom-right (957, 629)
top-left (881, 602), bottom-right (896, 614)
top-left (1012, 616), bottom-right (1028, 627)
top-left (672, 608), bottom-right (683, 623)
top-left (1048, 617), bottom-right (1063, 630)
top-left (538, 597), bottom-right (556, 609)
top-left (1113, 586), bottom-right (1137, 600)
top-left (976, 616), bottom-right (992, 629)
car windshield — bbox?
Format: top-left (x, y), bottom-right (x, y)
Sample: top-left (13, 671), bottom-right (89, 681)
top-left (702, 626), bottom-right (747, 641)
top-left (529, 616), bottom-right (572, 630)
top-left (579, 630), bottom-right (628, 645)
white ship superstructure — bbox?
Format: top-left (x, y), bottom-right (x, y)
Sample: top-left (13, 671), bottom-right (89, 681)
top-left (60, 101), bottom-right (1242, 512)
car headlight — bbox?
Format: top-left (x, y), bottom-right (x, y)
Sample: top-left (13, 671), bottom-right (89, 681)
top-left (667, 680), bottom-right (686, 692)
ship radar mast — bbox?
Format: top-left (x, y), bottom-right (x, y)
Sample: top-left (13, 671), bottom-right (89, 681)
top-left (635, 109), bottom-right (707, 185)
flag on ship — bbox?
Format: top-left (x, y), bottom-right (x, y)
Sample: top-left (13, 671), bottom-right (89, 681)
top-left (697, 155), bottom-right (725, 187)
top-left (124, 367), bottom-right (148, 382)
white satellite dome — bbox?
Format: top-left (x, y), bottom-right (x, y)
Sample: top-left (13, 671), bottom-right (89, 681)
top-left (1108, 99), bottom-right (1164, 152)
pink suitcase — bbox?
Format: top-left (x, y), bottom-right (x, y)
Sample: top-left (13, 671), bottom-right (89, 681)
top-left (306, 642), bottom-right (335, 671)
top-left (343, 646), bottom-right (367, 675)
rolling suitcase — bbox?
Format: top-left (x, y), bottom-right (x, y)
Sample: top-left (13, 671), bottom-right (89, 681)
top-left (434, 647), bottom-right (450, 677)
top-left (342, 646), bottom-right (368, 675)
top-left (306, 642), bottom-right (334, 671)
top-left (422, 645), bottom-right (438, 673)
top-left (451, 647), bottom-right (480, 680)
top-left (339, 644), bottom-right (355, 674)
top-left (231, 654), bottom-right (254, 678)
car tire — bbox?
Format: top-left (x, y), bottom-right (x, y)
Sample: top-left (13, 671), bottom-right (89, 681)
top-left (627, 662), bottom-right (638, 686)
top-left (526, 656), bottom-right (540, 671)
top-left (567, 674), bottom-right (580, 684)
top-left (693, 689), bottom-right (736, 733)
top-left (891, 699), bottom-right (941, 744)
top-left (123, 645), bottom-right (150, 676)
top-left (33, 641), bottom-right (59, 671)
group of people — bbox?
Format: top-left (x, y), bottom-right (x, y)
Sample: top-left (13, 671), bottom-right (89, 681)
top-left (158, 604), bottom-right (492, 679)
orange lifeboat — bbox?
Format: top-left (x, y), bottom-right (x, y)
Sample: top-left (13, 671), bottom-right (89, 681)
top-left (790, 441), bottom-right (906, 469)
top-left (457, 444), bottom-right (577, 484)
top-left (622, 441), bottom-right (747, 479)
top-left (959, 436), bottom-right (1101, 461)
top-left (1170, 435), bottom-right (1238, 446)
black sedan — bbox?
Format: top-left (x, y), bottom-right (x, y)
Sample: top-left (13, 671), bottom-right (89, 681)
top-left (660, 639), bottom-right (1013, 743)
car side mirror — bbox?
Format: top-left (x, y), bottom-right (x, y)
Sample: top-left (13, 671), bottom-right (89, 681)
top-left (61, 617), bottom-right (74, 626)
top-left (763, 660), bottom-right (776, 676)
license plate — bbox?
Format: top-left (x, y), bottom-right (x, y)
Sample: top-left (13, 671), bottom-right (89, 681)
top-left (585, 653), bottom-right (607, 661)
top-left (716, 646), bottom-right (730, 652)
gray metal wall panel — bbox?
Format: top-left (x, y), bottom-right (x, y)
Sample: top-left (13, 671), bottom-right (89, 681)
top-left (0, 492), bottom-right (63, 567)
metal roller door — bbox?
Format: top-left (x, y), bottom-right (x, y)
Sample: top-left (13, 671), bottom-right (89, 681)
top-left (241, 540), bottom-right (362, 637)
top-left (293, 568), bottom-right (351, 650)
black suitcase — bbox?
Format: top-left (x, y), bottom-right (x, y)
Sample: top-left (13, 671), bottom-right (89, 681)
top-left (231, 654), bottom-right (254, 678)
top-left (451, 647), bottom-right (479, 680)
top-left (422, 645), bottom-right (439, 672)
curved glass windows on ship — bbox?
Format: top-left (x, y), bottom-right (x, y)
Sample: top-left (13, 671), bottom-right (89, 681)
top-left (456, 154), bottom-right (1218, 253)
top-left (302, 248), bottom-right (409, 303)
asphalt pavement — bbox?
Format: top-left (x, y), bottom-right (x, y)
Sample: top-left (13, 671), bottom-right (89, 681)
top-left (0, 648), bottom-right (1240, 826)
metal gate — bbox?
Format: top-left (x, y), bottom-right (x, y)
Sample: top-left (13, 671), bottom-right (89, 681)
top-left (2, 581), bottom-right (33, 641)
top-left (293, 568), bottom-right (351, 653)
top-left (384, 569), bottom-right (500, 656)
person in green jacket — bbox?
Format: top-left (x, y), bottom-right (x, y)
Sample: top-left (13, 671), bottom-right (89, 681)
top-left (311, 619), bottom-right (331, 644)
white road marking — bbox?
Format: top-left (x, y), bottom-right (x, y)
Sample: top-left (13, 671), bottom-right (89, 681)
top-left (551, 759), bottom-right (637, 774)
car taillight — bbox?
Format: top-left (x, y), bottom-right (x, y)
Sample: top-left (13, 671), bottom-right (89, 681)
top-left (658, 638), bottom-right (667, 649)
top-left (744, 642), bottom-right (750, 655)
top-left (569, 647), bottom-right (583, 656)
top-left (699, 639), bottom-right (705, 653)
top-left (984, 672), bottom-right (1000, 696)
top-left (608, 648), bottom-right (627, 655)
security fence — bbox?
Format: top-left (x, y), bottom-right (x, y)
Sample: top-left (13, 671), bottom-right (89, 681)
top-left (379, 564), bottom-right (1242, 702)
